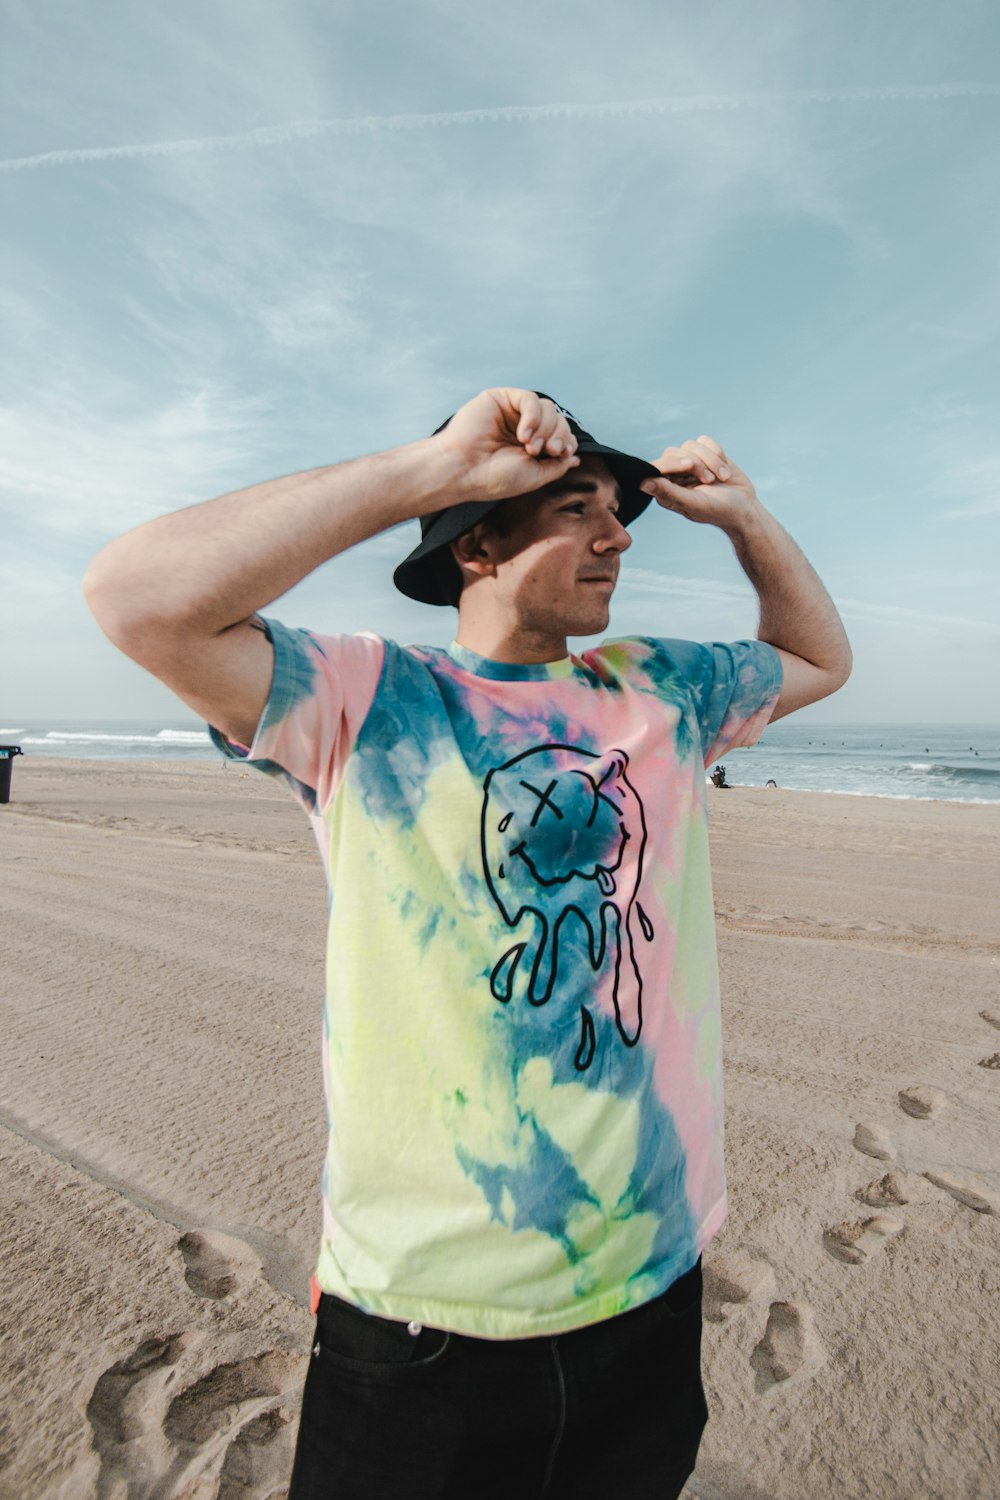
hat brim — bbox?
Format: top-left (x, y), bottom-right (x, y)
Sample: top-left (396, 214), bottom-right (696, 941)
top-left (393, 443), bottom-right (661, 606)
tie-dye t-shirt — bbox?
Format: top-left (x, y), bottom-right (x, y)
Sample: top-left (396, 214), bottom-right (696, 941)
top-left (209, 621), bottom-right (781, 1339)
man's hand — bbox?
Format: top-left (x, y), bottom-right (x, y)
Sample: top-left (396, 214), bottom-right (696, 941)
top-left (639, 435), bottom-right (757, 531)
top-left (438, 389), bottom-right (581, 504)
top-left (639, 432), bottom-right (852, 720)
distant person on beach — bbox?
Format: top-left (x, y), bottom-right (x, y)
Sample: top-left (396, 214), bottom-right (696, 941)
top-left (84, 389), bottom-right (851, 1499)
top-left (710, 763), bottom-right (729, 788)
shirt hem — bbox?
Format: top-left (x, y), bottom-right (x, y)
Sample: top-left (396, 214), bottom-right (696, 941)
top-left (312, 1196), bottom-right (728, 1340)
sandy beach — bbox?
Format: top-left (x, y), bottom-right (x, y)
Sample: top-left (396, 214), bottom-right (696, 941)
top-left (1, 757), bottom-right (998, 1500)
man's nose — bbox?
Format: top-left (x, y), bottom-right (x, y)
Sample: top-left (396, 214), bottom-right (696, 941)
top-left (594, 515), bottom-right (632, 553)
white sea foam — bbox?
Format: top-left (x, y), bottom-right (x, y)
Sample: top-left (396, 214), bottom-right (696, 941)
top-left (29, 729), bottom-right (211, 745)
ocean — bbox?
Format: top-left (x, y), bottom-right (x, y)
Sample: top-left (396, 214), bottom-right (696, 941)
top-left (1, 718), bottom-right (998, 805)
top-left (723, 721), bottom-right (1000, 803)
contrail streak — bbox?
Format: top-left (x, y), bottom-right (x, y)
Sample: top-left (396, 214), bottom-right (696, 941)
top-left (2, 83), bottom-right (997, 173)
top-left (621, 569), bottom-right (1000, 635)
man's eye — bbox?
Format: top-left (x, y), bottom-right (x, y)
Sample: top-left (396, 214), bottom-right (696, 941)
top-left (562, 501), bottom-right (585, 513)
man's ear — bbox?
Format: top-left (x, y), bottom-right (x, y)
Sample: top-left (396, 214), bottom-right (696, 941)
top-left (450, 525), bottom-right (496, 581)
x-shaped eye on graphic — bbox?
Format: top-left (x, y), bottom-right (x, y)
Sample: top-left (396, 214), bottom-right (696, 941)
top-left (519, 778), bottom-right (563, 825)
top-left (519, 764), bottom-right (624, 830)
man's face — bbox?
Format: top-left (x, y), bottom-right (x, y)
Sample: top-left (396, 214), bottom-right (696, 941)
top-left (473, 457), bottom-right (632, 640)
top-left (455, 456), bottom-right (629, 645)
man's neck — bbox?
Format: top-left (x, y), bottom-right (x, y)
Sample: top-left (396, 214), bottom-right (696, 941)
top-left (453, 614), bottom-right (568, 665)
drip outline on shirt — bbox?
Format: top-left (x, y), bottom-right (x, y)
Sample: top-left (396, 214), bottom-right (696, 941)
top-left (480, 743), bottom-right (654, 1071)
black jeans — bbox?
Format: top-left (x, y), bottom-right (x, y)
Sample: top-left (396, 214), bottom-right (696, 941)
top-left (288, 1258), bottom-right (707, 1499)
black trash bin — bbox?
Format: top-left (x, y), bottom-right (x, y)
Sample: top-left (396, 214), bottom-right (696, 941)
top-left (0, 745), bottom-right (23, 804)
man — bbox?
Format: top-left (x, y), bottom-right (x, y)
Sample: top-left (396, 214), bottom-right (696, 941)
top-left (84, 388), bottom-right (851, 1498)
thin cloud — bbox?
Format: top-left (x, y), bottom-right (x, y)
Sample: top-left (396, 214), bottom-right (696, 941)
top-left (2, 83), bottom-right (996, 172)
top-left (940, 497), bottom-right (1000, 520)
top-left (925, 429), bottom-right (1000, 520)
top-left (618, 568), bottom-right (755, 605)
top-left (619, 569), bottom-right (1000, 635)
top-left (0, 381), bottom-right (276, 539)
top-left (937, 457), bottom-right (1000, 520)
top-left (837, 597), bottom-right (1000, 635)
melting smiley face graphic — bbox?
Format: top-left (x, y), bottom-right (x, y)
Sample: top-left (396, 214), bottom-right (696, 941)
top-left (480, 743), bottom-right (654, 1071)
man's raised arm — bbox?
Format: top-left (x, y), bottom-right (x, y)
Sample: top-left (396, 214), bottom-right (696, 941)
top-left (639, 437), bottom-right (852, 720)
top-left (83, 390), bottom-right (581, 745)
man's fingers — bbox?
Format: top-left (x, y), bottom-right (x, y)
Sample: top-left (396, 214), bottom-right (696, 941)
top-left (640, 474), bottom-right (694, 498)
top-left (514, 391), bottom-right (544, 445)
top-left (540, 413), bottom-right (576, 458)
top-left (521, 398), bottom-right (573, 458)
top-left (679, 444), bottom-right (725, 484)
top-left (658, 470), bottom-right (702, 489)
top-left (525, 405), bottom-right (557, 456)
top-left (649, 438), bottom-right (732, 486)
top-left (687, 437), bottom-right (731, 480)
top-left (516, 393), bottom-right (556, 455)
top-left (552, 414), bottom-right (577, 457)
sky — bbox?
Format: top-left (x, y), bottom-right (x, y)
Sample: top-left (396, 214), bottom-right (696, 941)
top-left (2, 0), bottom-right (998, 724)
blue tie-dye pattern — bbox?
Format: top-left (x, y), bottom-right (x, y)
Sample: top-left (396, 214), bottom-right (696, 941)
top-left (457, 1121), bottom-right (599, 1259)
top-left (260, 619), bottom-right (321, 732)
top-left (348, 644), bottom-right (460, 826)
top-left (606, 637), bottom-right (708, 761)
top-left (432, 659), bottom-right (597, 779)
top-left (458, 992), bottom-right (698, 1284)
top-left (208, 618), bottom-right (323, 808)
top-left (253, 757), bottom-right (318, 813)
top-left (349, 636), bottom-right (776, 820)
top-left (350, 643), bottom-right (597, 821)
top-left (616, 636), bottom-right (779, 763)
top-left (445, 642), bottom-right (569, 682)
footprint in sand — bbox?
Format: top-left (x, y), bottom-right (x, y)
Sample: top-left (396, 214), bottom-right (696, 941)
top-left (749, 1302), bottom-right (823, 1391)
top-left (853, 1122), bottom-right (897, 1160)
top-left (823, 1214), bottom-right (904, 1265)
top-left (855, 1171), bottom-right (938, 1208)
top-left (703, 1251), bottom-right (777, 1323)
top-left (87, 1338), bottom-right (304, 1499)
top-left (923, 1170), bottom-right (997, 1215)
top-left (217, 1405), bottom-right (297, 1499)
top-left (178, 1229), bottom-right (262, 1300)
top-left (164, 1350), bottom-right (303, 1447)
top-left (979, 1010), bottom-right (1000, 1031)
top-left (86, 1333), bottom-right (190, 1497)
top-left (977, 1052), bottom-right (1000, 1070)
top-left (161, 1350), bottom-right (304, 1499)
top-left (897, 1085), bottom-right (947, 1119)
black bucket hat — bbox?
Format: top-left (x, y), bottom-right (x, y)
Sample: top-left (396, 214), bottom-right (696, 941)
top-left (392, 392), bottom-right (661, 606)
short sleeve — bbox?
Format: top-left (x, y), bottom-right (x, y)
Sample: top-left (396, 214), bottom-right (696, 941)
top-left (208, 617), bottom-right (385, 814)
top-left (598, 636), bottom-right (782, 768)
top-left (692, 640), bottom-right (782, 765)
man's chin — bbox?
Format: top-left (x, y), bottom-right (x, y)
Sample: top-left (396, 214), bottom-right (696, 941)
top-left (567, 604), bottom-right (611, 637)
